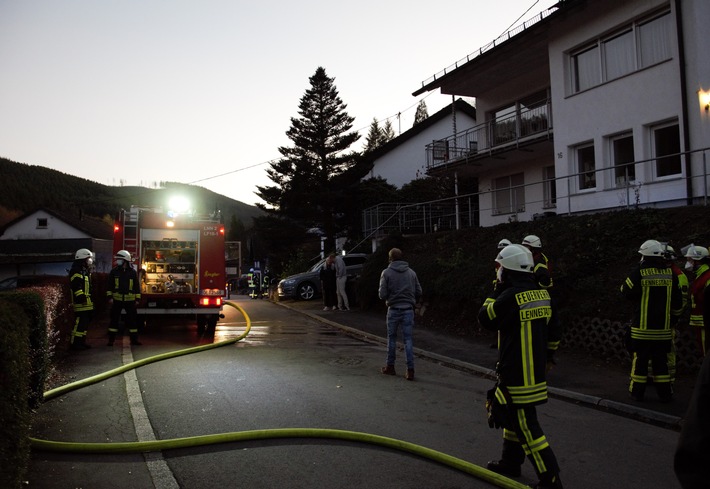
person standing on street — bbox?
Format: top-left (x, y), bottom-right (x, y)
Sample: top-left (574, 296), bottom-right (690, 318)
top-left (684, 244), bottom-right (710, 356)
top-left (320, 254), bottom-right (338, 311)
top-left (106, 250), bottom-right (142, 346)
top-left (378, 247), bottom-right (422, 381)
top-left (69, 248), bottom-right (95, 350)
top-left (334, 253), bottom-right (350, 311)
top-left (478, 244), bottom-right (563, 489)
top-left (620, 239), bottom-right (682, 402)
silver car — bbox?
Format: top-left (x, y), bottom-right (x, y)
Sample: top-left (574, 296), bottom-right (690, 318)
top-left (277, 253), bottom-right (368, 301)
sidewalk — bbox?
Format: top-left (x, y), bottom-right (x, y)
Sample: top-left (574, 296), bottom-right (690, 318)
top-left (278, 300), bottom-right (695, 431)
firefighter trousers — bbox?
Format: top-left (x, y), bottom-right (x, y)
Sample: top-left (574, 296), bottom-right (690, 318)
top-left (500, 405), bottom-right (560, 482)
top-left (109, 301), bottom-right (139, 334)
top-left (629, 339), bottom-right (672, 400)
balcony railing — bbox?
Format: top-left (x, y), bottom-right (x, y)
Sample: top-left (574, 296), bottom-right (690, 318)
top-left (362, 147), bottom-right (710, 239)
top-left (426, 97), bottom-right (552, 169)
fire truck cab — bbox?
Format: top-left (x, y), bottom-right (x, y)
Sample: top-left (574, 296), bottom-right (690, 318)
top-left (113, 205), bottom-right (226, 334)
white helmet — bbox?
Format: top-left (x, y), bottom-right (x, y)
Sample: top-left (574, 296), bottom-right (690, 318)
top-left (522, 235), bottom-right (542, 249)
top-left (75, 248), bottom-right (93, 260)
top-left (684, 244), bottom-right (709, 261)
top-left (497, 238), bottom-right (512, 249)
top-left (115, 250), bottom-right (131, 261)
top-left (495, 244), bottom-right (534, 273)
top-left (638, 239), bottom-right (665, 257)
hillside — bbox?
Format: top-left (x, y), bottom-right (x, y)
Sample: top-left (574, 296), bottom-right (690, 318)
top-left (355, 205), bottom-right (710, 337)
top-left (0, 157), bottom-right (264, 228)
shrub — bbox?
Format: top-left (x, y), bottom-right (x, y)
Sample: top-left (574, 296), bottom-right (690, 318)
top-left (0, 300), bottom-right (31, 489)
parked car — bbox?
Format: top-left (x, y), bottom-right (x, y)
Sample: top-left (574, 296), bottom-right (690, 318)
top-left (277, 253), bottom-right (369, 301)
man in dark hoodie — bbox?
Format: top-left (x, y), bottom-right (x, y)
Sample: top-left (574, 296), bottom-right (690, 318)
top-left (378, 248), bottom-right (422, 381)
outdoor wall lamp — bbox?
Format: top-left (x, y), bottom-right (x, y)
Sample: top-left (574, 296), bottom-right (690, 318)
top-left (699, 89), bottom-right (710, 112)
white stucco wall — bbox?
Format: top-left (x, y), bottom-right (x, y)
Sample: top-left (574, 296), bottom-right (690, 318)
top-left (0, 210), bottom-right (91, 240)
top-left (369, 112), bottom-right (476, 188)
top-left (547, 0), bottom-right (709, 214)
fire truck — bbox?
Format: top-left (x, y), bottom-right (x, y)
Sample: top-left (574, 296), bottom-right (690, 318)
top-left (112, 205), bottom-right (226, 333)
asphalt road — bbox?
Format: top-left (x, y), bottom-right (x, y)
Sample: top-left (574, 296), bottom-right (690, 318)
top-left (27, 297), bottom-right (683, 488)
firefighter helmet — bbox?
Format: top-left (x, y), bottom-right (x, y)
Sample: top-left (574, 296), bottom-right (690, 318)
top-left (638, 239), bottom-right (665, 257)
top-left (75, 248), bottom-right (93, 260)
top-left (115, 250), bottom-right (131, 261)
top-left (684, 244), bottom-right (709, 261)
top-left (497, 238), bottom-right (512, 249)
top-left (522, 235), bottom-right (542, 249)
top-left (495, 244), bottom-right (534, 273)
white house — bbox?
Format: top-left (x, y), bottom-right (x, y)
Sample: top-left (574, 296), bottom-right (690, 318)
top-left (0, 208), bottom-right (114, 279)
top-left (412, 0), bottom-right (710, 227)
top-left (365, 99), bottom-right (476, 187)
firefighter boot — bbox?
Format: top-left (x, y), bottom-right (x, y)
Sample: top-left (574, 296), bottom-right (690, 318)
top-left (130, 333), bottom-right (142, 346)
top-left (107, 332), bottom-right (116, 346)
top-left (656, 382), bottom-right (674, 403)
top-left (629, 382), bottom-right (646, 402)
top-left (533, 474), bottom-right (563, 488)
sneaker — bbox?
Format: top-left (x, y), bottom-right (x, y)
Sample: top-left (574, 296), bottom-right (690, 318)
top-left (323, 306), bottom-right (329, 311)
top-left (486, 460), bottom-right (521, 478)
top-left (380, 365), bottom-right (396, 375)
top-left (405, 369), bottom-right (415, 381)
top-left (332, 306), bottom-right (337, 311)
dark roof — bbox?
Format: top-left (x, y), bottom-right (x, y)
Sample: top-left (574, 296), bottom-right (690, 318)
top-left (363, 98), bottom-right (476, 165)
top-left (0, 207), bottom-right (113, 240)
top-left (412, 0), bottom-right (580, 96)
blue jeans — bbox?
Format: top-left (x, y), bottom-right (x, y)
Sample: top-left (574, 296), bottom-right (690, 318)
top-left (386, 308), bottom-right (414, 370)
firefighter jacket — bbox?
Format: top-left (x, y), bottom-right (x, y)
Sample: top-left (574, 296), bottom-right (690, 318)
top-left (671, 263), bottom-right (690, 315)
top-left (69, 264), bottom-right (93, 312)
top-left (689, 263), bottom-right (710, 330)
top-left (620, 258), bottom-right (682, 342)
top-left (532, 251), bottom-right (552, 289)
top-left (478, 272), bottom-right (552, 406)
top-left (107, 265), bottom-right (141, 302)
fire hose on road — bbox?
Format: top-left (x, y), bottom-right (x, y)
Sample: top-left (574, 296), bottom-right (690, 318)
top-left (29, 301), bottom-right (529, 489)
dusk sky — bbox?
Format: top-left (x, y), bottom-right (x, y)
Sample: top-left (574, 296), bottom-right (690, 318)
top-left (0, 0), bottom-right (558, 207)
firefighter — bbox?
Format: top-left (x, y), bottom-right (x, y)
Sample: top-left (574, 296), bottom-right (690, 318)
top-left (521, 235), bottom-right (552, 289)
top-left (621, 239), bottom-right (682, 402)
top-left (106, 250), bottom-right (142, 346)
top-left (661, 245), bottom-right (689, 384)
top-left (522, 235), bottom-right (561, 361)
top-left (684, 244), bottom-right (710, 356)
top-left (69, 248), bottom-right (95, 350)
top-left (478, 244), bottom-right (563, 488)
top-left (261, 268), bottom-right (271, 299)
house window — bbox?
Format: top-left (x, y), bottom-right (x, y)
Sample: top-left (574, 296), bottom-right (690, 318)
top-left (36, 218), bottom-right (48, 229)
top-left (612, 133), bottom-right (635, 185)
top-left (570, 9), bottom-right (671, 93)
top-left (572, 44), bottom-right (601, 92)
top-left (653, 122), bottom-right (681, 178)
top-left (576, 143), bottom-right (596, 190)
top-left (492, 104), bottom-right (517, 145)
top-left (638, 11), bottom-right (672, 68)
top-left (543, 166), bottom-right (556, 208)
top-left (603, 29), bottom-right (635, 80)
top-left (493, 173), bottom-right (525, 215)
top-left (432, 139), bottom-right (449, 161)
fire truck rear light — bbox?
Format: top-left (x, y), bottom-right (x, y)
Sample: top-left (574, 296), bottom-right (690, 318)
top-left (200, 298), bottom-right (210, 306)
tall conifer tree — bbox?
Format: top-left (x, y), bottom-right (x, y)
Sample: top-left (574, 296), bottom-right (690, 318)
top-left (256, 67), bottom-right (360, 250)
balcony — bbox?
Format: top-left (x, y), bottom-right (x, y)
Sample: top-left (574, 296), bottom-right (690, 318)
top-left (425, 96), bottom-right (553, 170)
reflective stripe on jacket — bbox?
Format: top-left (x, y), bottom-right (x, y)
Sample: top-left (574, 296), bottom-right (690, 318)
top-left (478, 275), bottom-right (551, 406)
top-left (620, 260), bottom-right (682, 341)
top-left (70, 269), bottom-right (93, 312)
top-left (106, 266), bottom-right (141, 301)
